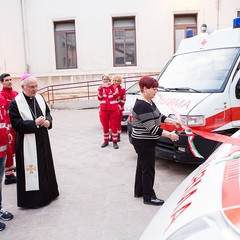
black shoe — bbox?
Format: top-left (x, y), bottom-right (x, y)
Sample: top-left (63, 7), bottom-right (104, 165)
top-left (4, 176), bottom-right (17, 185)
top-left (143, 197), bottom-right (164, 206)
top-left (101, 142), bottom-right (109, 148)
top-left (0, 222), bottom-right (5, 231)
top-left (134, 194), bottom-right (143, 198)
top-left (113, 142), bottom-right (119, 149)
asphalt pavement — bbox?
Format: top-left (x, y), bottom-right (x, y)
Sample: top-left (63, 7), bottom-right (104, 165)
top-left (1, 108), bottom-right (196, 240)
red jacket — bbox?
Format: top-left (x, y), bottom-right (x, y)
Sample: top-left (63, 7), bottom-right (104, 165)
top-left (98, 84), bottom-right (119, 111)
top-left (0, 94), bottom-right (8, 158)
top-left (116, 85), bottom-right (126, 111)
top-left (0, 87), bottom-right (18, 127)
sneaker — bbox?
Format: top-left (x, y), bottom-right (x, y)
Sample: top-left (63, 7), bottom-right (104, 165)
top-left (4, 176), bottom-right (17, 185)
top-left (0, 209), bottom-right (13, 221)
top-left (0, 222), bottom-right (5, 231)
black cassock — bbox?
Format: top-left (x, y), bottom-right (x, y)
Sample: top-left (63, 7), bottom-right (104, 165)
top-left (9, 92), bottom-right (59, 208)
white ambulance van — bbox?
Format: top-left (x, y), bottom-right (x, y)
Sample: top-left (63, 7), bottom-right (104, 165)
top-left (140, 128), bottom-right (240, 240)
top-left (152, 17), bottom-right (240, 164)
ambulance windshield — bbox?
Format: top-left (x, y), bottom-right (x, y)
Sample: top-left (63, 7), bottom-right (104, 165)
top-left (158, 48), bottom-right (239, 92)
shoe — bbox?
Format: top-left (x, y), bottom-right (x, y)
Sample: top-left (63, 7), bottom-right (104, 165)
top-left (4, 176), bottom-right (17, 185)
top-left (134, 194), bottom-right (143, 198)
top-left (113, 142), bottom-right (119, 149)
top-left (143, 197), bottom-right (164, 206)
top-left (0, 209), bottom-right (14, 221)
top-left (101, 142), bottom-right (109, 148)
top-left (0, 222), bottom-right (5, 231)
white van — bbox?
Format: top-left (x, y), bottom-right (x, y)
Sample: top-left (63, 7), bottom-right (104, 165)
top-left (129, 18), bottom-right (240, 164)
top-left (140, 128), bottom-right (240, 239)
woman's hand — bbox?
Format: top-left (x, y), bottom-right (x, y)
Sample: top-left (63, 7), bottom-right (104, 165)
top-left (168, 131), bottom-right (179, 142)
top-left (174, 121), bottom-right (181, 129)
top-left (165, 118), bottom-right (181, 129)
top-left (163, 130), bottom-right (179, 142)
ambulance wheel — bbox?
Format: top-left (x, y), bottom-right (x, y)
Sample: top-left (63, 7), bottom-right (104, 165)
top-left (212, 141), bottom-right (222, 152)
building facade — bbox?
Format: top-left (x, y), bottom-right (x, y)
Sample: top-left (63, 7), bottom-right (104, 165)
top-left (0, 0), bottom-right (240, 89)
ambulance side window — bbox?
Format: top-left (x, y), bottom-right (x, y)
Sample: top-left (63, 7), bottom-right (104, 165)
top-left (236, 79), bottom-right (240, 99)
top-left (235, 63), bottom-right (240, 99)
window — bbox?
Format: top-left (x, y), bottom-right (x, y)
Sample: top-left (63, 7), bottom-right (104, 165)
top-left (54, 21), bottom-right (77, 69)
top-left (112, 17), bottom-right (136, 67)
top-left (174, 15), bottom-right (197, 53)
top-left (159, 48), bottom-right (239, 92)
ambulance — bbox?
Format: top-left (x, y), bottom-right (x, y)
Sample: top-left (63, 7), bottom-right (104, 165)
top-left (139, 129), bottom-right (240, 240)
top-left (150, 17), bottom-right (240, 163)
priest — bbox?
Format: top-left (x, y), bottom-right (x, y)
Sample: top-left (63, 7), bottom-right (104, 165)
top-left (9, 73), bottom-right (59, 208)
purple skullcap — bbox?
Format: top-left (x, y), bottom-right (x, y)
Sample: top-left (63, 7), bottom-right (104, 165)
top-left (20, 73), bottom-right (32, 82)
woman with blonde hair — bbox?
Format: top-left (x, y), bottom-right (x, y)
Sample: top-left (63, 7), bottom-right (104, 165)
top-left (97, 74), bottom-right (120, 149)
top-left (112, 75), bottom-right (126, 142)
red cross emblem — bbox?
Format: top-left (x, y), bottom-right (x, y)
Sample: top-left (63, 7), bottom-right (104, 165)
top-left (201, 39), bottom-right (207, 47)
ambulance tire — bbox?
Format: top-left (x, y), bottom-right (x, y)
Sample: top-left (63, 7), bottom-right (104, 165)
top-left (127, 121), bottom-right (133, 144)
top-left (212, 141), bottom-right (222, 152)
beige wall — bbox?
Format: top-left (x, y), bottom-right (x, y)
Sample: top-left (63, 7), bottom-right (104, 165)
top-left (0, 0), bottom-right (239, 88)
top-left (0, 1), bottom-right (25, 76)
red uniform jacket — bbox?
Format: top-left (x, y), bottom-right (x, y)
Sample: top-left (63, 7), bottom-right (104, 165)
top-left (98, 84), bottom-right (119, 111)
top-left (116, 85), bottom-right (126, 111)
top-left (0, 94), bottom-right (8, 158)
top-left (1, 87), bottom-right (18, 128)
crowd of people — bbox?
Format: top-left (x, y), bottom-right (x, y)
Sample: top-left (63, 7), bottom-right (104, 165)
top-left (98, 74), bottom-right (181, 206)
top-left (0, 73), bottom-right (181, 232)
top-left (0, 73), bottom-right (59, 231)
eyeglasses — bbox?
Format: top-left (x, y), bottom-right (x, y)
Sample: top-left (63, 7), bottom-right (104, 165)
top-left (103, 78), bottom-right (110, 80)
top-left (27, 85), bottom-right (38, 90)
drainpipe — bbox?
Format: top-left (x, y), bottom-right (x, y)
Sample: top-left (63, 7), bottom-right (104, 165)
top-left (20, 0), bottom-right (30, 72)
top-left (216, 0), bottom-right (220, 30)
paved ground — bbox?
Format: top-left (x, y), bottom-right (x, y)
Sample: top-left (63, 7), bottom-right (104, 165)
top-left (1, 109), bottom-right (196, 240)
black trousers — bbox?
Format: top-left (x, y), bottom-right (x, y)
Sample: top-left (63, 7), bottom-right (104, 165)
top-left (133, 144), bottom-right (156, 201)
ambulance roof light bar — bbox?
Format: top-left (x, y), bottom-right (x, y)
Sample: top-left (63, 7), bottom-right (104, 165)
top-left (233, 17), bottom-right (240, 28)
top-left (186, 29), bottom-right (193, 38)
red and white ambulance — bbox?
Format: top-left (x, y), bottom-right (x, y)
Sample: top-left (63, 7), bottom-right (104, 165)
top-left (152, 18), bottom-right (240, 163)
top-left (140, 129), bottom-right (240, 239)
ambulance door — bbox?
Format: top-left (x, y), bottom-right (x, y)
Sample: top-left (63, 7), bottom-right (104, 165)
top-left (230, 61), bottom-right (240, 127)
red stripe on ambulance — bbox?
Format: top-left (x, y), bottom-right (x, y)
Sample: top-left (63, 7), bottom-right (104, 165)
top-left (222, 157), bottom-right (240, 230)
